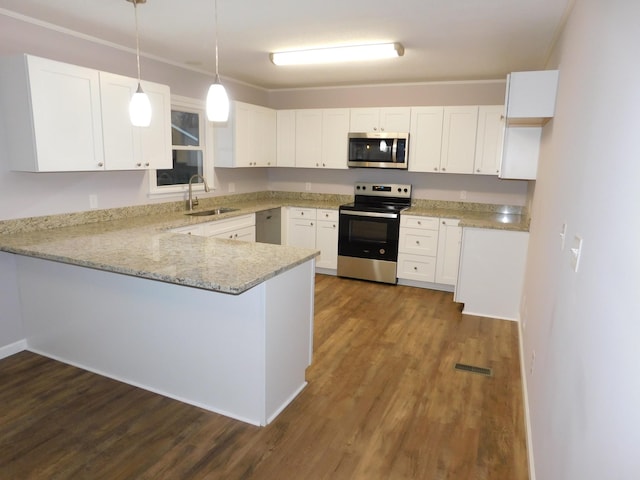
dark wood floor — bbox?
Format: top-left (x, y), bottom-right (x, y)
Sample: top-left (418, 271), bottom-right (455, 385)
top-left (0, 274), bottom-right (528, 479)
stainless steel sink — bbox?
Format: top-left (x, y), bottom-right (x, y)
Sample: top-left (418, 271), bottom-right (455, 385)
top-left (185, 207), bottom-right (239, 217)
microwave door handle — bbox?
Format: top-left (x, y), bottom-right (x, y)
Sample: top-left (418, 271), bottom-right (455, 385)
top-left (391, 138), bottom-right (398, 163)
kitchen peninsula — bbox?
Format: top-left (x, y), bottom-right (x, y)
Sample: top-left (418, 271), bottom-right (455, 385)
top-left (0, 206), bottom-right (319, 427)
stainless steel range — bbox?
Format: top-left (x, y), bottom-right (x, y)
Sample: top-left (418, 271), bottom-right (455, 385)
top-left (337, 182), bottom-right (412, 284)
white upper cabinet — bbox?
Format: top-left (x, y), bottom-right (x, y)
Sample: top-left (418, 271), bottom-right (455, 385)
top-left (0, 54), bottom-right (105, 172)
top-left (294, 109), bottom-right (323, 168)
top-left (473, 105), bottom-right (505, 175)
top-left (276, 109), bottom-right (296, 167)
top-left (100, 72), bottom-right (171, 170)
top-left (500, 70), bottom-right (559, 179)
top-left (349, 107), bottom-right (410, 133)
top-left (505, 70), bottom-right (559, 124)
top-left (214, 101), bottom-right (277, 167)
top-left (440, 106), bottom-right (479, 174)
top-left (408, 107), bottom-right (444, 172)
top-left (0, 54), bottom-right (172, 172)
top-left (321, 109), bottom-right (350, 169)
top-left (295, 108), bottom-right (349, 169)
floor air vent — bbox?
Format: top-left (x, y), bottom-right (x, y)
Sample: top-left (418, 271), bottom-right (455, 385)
top-left (454, 363), bottom-right (493, 376)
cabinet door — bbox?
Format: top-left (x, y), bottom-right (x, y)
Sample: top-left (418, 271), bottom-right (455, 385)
top-left (500, 126), bottom-right (542, 180)
top-left (440, 106), bottom-right (478, 174)
top-left (474, 105), bottom-right (504, 175)
top-left (100, 73), bottom-right (172, 171)
top-left (349, 108), bottom-right (379, 132)
top-left (321, 109), bottom-right (350, 169)
top-left (435, 219), bottom-right (462, 285)
top-left (277, 110), bottom-right (296, 167)
top-left (379, 107), bottom-right (411, 132)
top-left (408, 107), bottom-right (444, 172)
top-left (398, 227), bottom-right (438, 256)
top-left (213, 226), bottom-right (256, 242)
top-left (288, 219), bottom-right (316, 248)
top-left (506, 70), bottom-right (559, 121)
top-left (215, 102), bottom-right (276, 168)
top-left (253, 106), bottom-right (276, 166)
top-left (455, 228), bottom-right (529, 320)
top-left (234, 102), bottom-right (252, 167)
top-left (316, 219), bottom-right (338, 269)
top-left (295, 110), bottom-right (323, 168)
top-left (21, 55), bottom-right (104, 171)
top-left (397, 253), bottom-right (436, 282)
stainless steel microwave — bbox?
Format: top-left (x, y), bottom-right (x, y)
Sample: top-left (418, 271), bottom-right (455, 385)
top-left (347, 132), bottom-right (409, 169)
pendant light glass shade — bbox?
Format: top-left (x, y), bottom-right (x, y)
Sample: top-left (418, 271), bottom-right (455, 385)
top-left (206, 76), bottom-right (230, 122)
top-left (206, 0), bottom-right (229, 122)
top-left (130, 82), bottom-right (152, 126)
top-left (128, 0), bottom-right (151, 127)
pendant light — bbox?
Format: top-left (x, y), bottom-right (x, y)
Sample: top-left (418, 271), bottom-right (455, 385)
top-left (206, 0), bottom-right (230, 122)
top-left (127, 0), bottom-right (152, 127)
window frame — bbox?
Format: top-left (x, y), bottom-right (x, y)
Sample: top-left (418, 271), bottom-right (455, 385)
top-left (148, 95), bottom-right (215, 197)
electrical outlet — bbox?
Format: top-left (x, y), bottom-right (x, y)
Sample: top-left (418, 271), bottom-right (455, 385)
top-left (228, 182), bottom-right (235, 193)
top-left (89, 194), bottom-right (98, 209)
top-left (305, 182), bottom-right (312, 191)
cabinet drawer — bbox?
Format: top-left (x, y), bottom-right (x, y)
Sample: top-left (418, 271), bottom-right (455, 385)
top-left (401, 215), bottom-right (439, 230)
top-left (316, 209), bottom-right (338, 222)
top-left (288, 207), bottom-right (317, 220)
top-left (170, 224), bottom-right (205, 236)
top-left (397, 253), bottom-right (436, 282)
top-left (212, 225), bottom-right (255, 242)
top-left (399, 227), bottom-right (438, 256)
top-left (200, 214), bottom-right (255, 236)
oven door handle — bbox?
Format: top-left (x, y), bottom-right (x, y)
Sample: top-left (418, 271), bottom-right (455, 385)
top-left (340, 210), bottom-right (399, 219)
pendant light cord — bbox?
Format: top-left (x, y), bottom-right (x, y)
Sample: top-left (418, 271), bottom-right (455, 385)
top-left (133, 0), bottom-right (142, 83)
top-left (214, 0), bottom-right (220, 81)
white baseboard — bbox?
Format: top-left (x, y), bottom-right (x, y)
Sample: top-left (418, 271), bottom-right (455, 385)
top-left (518, 322), bottom-right (536, 480)
top-left (0, 339), bottom-right (27, 360)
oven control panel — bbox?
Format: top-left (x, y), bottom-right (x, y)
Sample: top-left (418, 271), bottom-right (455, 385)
top-left (354, 182), bottom-right (411, 198)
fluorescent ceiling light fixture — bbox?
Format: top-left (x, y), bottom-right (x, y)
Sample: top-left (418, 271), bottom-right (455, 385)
top-left (270, 42), bottom-right (404, 66)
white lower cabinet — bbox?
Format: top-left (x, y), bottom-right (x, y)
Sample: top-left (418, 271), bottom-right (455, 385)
top-left (286, 207), bottom-right (317, 248)
top-left (171, 214), bottom-right (256, 241)
top-left (398, 215), bottom-right (462, 288)
top-left (455, 228), bottom-right (529, 320)
top-left (398, 215), bottom-right (439, 283)
top-left (286, 207), bottom-right (338, 272)
top-left (435, 219), bottom-right (462, 285)
top-left (315, 209), bottom-right (339, 270)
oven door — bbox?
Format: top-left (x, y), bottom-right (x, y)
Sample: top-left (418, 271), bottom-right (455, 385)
top-left (337, 209), bottom-right (401, 283)
top-left (338, 210), bottom-right (400, 260)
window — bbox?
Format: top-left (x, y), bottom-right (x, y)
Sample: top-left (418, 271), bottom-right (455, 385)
top-left (149, 95), bottom-right (214, 196)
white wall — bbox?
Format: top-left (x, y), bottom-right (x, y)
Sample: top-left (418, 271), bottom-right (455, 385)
top-left (268, 168), bottom-right (528, 206)
top-left (522, 1), bottom-right (640, 479)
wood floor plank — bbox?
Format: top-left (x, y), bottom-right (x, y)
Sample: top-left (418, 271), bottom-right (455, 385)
top-left (0, 274), bottom-right (528, 479)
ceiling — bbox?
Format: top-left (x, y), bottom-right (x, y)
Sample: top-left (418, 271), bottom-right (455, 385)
top-left (0, 0), bottom-right (571, 90)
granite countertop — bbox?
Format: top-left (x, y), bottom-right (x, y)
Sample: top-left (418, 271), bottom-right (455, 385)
top-left (0, 192), bottom-right (528, 295)
top-left (0, 204), bottom-right (321, 295)
top-left (403, 205), bottom-right (530, 231)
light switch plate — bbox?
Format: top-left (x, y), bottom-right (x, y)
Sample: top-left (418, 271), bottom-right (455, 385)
top-left (560, 222), bottom-right (567, 250)
top-left (570, 235), bottom-right (583, 272)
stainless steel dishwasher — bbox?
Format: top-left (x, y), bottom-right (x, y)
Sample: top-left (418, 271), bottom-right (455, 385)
top-left (255, 208), bottom-right (281, 244)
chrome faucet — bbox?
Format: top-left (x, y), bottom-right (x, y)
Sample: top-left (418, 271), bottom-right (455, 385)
top-left (188, 174), bottom-right (210, 211)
